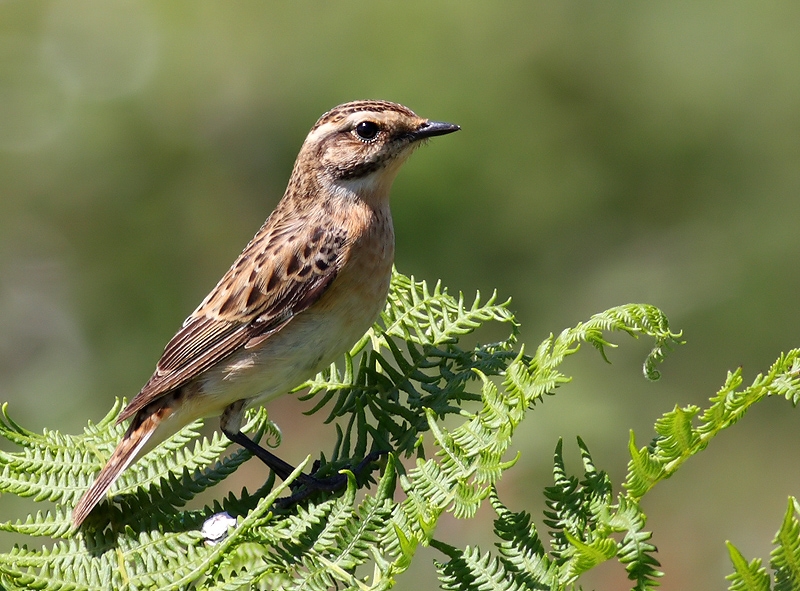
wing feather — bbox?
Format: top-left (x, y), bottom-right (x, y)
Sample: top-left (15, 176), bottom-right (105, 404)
top-left (118, 215), bottom-right (346, 422)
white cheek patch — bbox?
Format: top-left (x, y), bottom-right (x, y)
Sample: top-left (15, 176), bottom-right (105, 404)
top-left (334, 150), bottom-right (412, 198)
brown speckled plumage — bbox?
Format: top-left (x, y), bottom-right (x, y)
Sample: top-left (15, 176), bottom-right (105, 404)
top-left (73, 100), bottom-right (459, 528)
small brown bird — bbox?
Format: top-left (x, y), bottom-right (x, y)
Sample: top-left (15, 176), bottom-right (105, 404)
top-left (72, 100), bottom-right (460, 527)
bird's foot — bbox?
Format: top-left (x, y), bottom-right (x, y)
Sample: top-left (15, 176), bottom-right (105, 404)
top-left (277, 450), bottom-right (388, 507)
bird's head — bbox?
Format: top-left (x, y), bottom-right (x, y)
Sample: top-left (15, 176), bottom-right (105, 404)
top-left (295, 100), bottom-right (460, 202)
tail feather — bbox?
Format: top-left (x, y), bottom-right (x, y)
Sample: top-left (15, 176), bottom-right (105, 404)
top-left (72, 412), bottom-right (161, 528)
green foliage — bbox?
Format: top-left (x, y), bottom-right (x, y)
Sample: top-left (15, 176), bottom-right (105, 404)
top-left (726, 498), bottom-right (800, 591)
top-left (625, 351), bottom-right (800, 500)
top-left (0, 270), bottom-right (797, 590)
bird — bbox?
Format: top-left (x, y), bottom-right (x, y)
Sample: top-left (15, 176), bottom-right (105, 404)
top-left (72, 100), bottom-right (460, 528)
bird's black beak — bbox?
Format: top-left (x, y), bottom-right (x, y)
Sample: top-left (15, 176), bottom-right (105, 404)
top-left (412, 120), bottom-right (461, 140)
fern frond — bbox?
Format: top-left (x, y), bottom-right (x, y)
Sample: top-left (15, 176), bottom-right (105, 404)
top-left (725, 497), bottom-right (800, 591)
top-left (0, 507), bottom-right (73, 539)
top-left (0, 271), bottom-right (698, 590)
top-left (612, 496), bottom-right (662, 590)
top-left (432, 540), bottom-right (527, 591)
top-left (540, 440), bottom-right (621, 585)
top-left (379, 273), bottom-right (517, 347)
top-left (490, 490), bottom-right (557, 590)
top-left (625, 349), bottom-right (800, 499)
top-left (726, 541), bottom-right (771, 591)
top-left (542, 439), bottom-right (584, 564)
top-left (501, 304), bottom-right (680, 413)
top-left (0, 401), bottom-right (119, 506)
top-left (299, 270), bottom-right (519, 463)
top-left (771, 497), bottom-right (800, 591)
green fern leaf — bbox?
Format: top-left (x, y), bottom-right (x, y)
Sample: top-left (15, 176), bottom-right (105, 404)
top-left (0, 271), bottom-right (693, 590)
top-left (726, 541), bottom-right (772, 591)
top-left (771, 497), bottom-right (800, 591)
top-left (626, 350), bottom-right (800, 501)
top-left (612, 496), bottom-right (662, 590)
top-left (489, 490), bottom-right (557, 590)
top-left (433, 541), bottom-right (527, 591)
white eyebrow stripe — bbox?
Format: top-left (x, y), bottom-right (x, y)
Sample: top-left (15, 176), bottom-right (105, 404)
top-left (305, 111), bottom-right (398, 145)
top-left (305, 121), bottom-right (339, 145)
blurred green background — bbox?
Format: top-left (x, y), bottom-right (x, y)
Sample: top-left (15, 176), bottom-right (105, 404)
top-left (2, 1), bottom-right (799, 588)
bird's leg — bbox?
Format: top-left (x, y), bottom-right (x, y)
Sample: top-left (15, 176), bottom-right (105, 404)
top-left (221, 427), bottom-right (297, 482)
top-left (220, 400), bottom-right (301, 483)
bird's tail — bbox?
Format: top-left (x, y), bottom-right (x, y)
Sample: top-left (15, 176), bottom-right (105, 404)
top-left (72, 411), bottom-right (163, 528)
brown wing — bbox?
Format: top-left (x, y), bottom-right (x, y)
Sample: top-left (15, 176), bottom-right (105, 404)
top-left (118, 215), bottom-right (347, 422)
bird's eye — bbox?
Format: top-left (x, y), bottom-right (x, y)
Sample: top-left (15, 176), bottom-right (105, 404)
top-left (354, 121), bottom-right (379, 140)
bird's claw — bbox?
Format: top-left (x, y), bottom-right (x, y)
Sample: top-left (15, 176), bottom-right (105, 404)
top-left (276, 450), bottom-right (388, 507)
